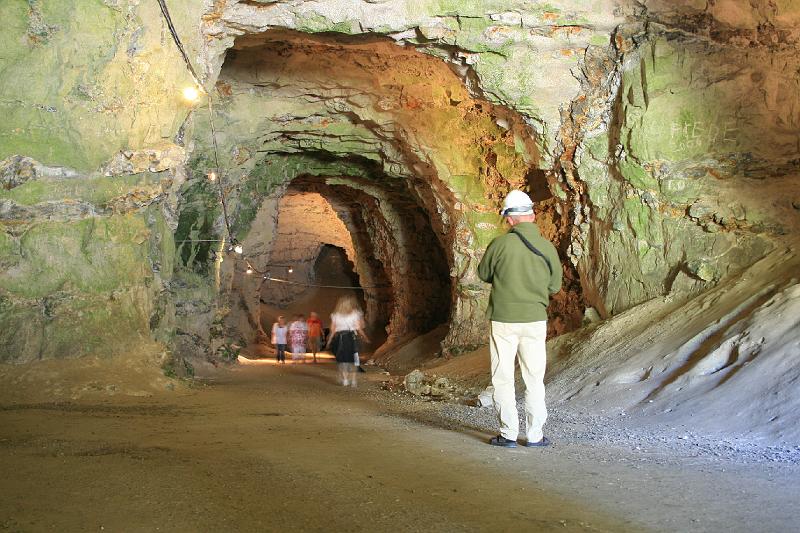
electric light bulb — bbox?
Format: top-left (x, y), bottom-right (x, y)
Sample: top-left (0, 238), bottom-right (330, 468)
top-left (208, 171), bottom-right (217, 182)
top-left (287, 267), bottom-right (293, 274)
top-left (182, 86), bottom-right (200, 102)
top-left (234, 244), bottom-right (243, 255)
top-left (246, 267), bottom-right (253, 275)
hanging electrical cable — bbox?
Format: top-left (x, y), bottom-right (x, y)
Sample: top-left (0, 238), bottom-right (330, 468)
top-left (242, 259), bottom-right (387, 290)
top-left (155, 0), bottom-right (203, 87)
top-left (205, 96), bottom-right (236, 246)
top-left (156, 0), bottom-right (238, 252)
top-left (159, 0), bottom-right (369, 286)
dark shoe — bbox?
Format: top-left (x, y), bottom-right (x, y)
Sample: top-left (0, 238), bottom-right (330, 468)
top-left (357, 366), bottom-right (366, 373)
top-left (524, 436), bottom-right (551, 447)
top-left (489, 435), bottom-right (518, 448)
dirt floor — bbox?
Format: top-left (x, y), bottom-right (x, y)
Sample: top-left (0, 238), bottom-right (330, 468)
top-left (1, 359), bottom-right (799, 532)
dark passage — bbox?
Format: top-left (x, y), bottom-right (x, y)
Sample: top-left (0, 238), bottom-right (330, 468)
top-left (314, 244), bottom-right (361, 290)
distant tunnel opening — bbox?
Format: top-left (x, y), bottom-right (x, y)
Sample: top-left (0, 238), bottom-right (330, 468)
top-left (255, 178), bottom-right (451, 352)
top-left (314, 244), bottom-right (360, 290)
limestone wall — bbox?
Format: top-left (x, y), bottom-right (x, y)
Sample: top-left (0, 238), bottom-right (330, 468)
top-left (1, 0), bottom-right (798, 365)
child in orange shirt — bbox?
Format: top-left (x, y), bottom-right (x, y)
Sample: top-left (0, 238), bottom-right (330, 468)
top-left (306, 312), bottom-right (323, 363)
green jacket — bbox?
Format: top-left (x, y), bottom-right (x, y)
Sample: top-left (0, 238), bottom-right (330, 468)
top-left (477, 222), bottom-right (562, 323)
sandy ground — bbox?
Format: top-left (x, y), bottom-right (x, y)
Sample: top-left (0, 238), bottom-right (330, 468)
top-left (2, 360), bottom-right (799, 532)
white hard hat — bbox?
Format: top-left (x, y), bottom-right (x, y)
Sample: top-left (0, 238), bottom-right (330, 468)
top-left (500, 190), bottom-right (534, 217)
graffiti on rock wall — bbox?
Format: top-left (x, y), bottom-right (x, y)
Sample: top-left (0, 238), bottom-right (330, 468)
top-left (669, 118), bottom-right (739, 153)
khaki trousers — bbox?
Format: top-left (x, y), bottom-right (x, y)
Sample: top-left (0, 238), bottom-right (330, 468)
top-left (489, 320), bottom-right (548, 442)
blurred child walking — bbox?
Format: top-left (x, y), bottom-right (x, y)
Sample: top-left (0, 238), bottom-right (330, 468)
top-left (271, 316), bottom-right (288, 363)
top-left (288, 314), bottom-right (308, 362)
top-left (306, 312), bottom-right (323, 363)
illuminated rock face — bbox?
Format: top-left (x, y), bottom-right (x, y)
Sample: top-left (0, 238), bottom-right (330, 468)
top-left (0, 1), bottom-right (798, 369)
top-left (202, 30), bottom-right (542, 350)
top-left (260, 190), bottom-right (359, 310)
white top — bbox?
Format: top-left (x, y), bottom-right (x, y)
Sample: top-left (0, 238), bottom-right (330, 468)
top-left (330, 310), bottom-right (363, 332)
top-left (272, 323), bottom-right (288, 344)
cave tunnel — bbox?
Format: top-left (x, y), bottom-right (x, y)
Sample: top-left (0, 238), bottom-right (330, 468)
top-left (309, 243), bottom-right (368, 319)
top-left (252, 173), bottom-right (453, 351)
top-left (211, 29), bottom-right (576, 354)
top-left (4, 1), bottom-right (800, 530)
top-left (249, 169), bottom-right (454, 353)
top-left (314, 244), bottom-right (363, 291)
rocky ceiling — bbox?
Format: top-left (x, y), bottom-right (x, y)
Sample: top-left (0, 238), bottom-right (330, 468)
top-left (180, 27), bottom-right (580, 353)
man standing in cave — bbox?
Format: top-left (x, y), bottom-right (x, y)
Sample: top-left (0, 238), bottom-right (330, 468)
top-left (478, 190), bottom-right (562, 448)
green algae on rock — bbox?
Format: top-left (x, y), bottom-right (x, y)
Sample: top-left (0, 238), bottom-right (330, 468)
top-left (0, 0), bottom-right (797, 373)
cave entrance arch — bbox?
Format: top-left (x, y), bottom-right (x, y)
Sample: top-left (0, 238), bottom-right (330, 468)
top-left (205, 27), bottom-right (573, 358)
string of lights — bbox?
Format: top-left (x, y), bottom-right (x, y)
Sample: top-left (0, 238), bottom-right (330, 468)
top-left (157, 0), bottom-right (240, 254)
top-left (243, 260), bottom-right (386, 290)
top-left (266, 277), bottom-right (379, 290)
top-left (158, 1), bottom-right (379, 292)
top-left (156, 0), bottom-right (203, 87)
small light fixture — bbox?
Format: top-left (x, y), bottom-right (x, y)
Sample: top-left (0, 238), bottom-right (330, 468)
top-left (227, 240), bottom-right (243, 255)
top-left (208, 171), bottom-right (217, 182)
top-left (287, 267), bottom-right (293, 274)
top-left (246, 266), bottom-right (253, 275)
top-left (182, 86), bottom-right (201, 103)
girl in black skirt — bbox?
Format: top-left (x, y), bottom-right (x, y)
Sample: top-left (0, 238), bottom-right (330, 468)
top-left (326, 295), bottom-right (370, 387)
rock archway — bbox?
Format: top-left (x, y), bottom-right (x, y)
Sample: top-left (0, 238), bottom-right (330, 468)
top-left (183, 28), bottom-right (580, 355)
top-left (225, 167), bottom-right (456, 352)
